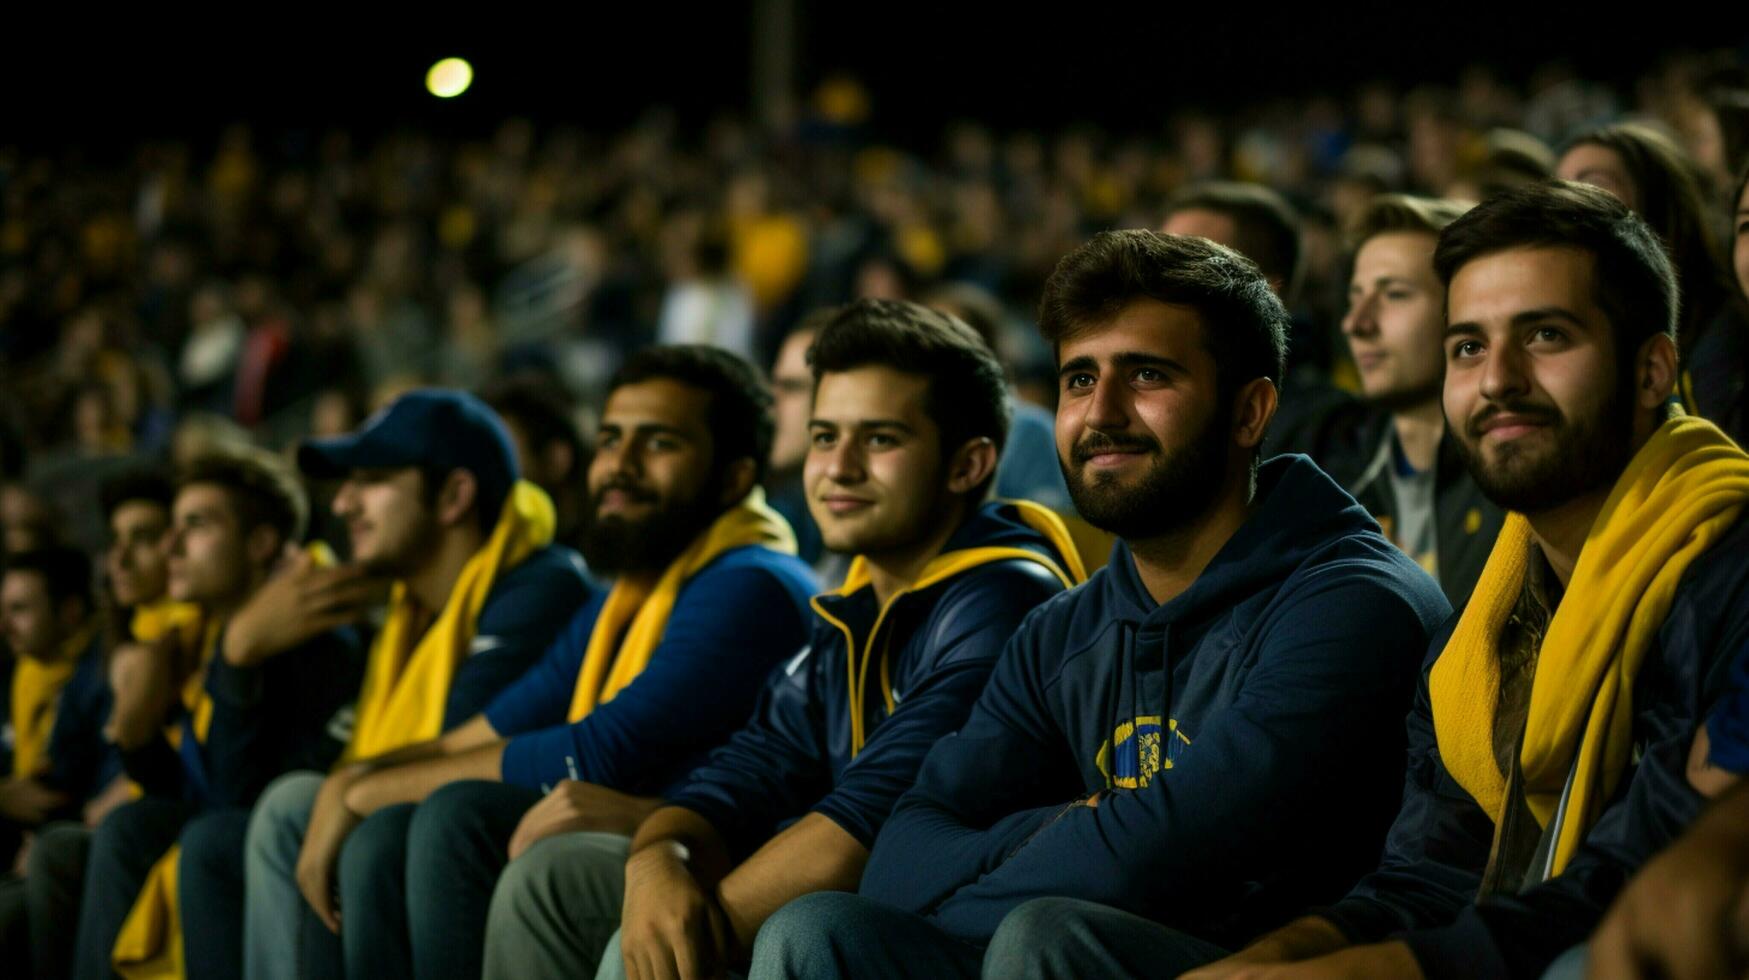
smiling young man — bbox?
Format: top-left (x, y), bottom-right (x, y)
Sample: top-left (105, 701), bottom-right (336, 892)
top-left (479, 299), bottom-right (1084, 980)
top-left (1335, 195), bottom-right (1503, 608)
top-left (1189, 182), bottom-right (1749, 979)
top-left (746, 232), bottom-right (1450, 980)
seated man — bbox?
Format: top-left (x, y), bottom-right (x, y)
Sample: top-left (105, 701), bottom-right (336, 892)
top-left (72, 449), bottom-right (369, 980)
top-left (1334, 194), bottom-right (1504, 608)
top-left (235, 389), bottom-right (593, 980)
top-left (1189, 183), bottom-right (1749, 979)
top-left (265, 347), bottom-right (819, 980)
top-left (481, 298), bottom-right (1086, 980)
top-left (751, 231), bottom-right (1451, 979)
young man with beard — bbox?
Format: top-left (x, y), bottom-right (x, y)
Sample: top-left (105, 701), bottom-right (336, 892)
top-left (479, 299), bottom-right (1085, 980)
top-left (1335, 195), bottom-right (1504, 609)
top-left (74, 449), bottom-right (370, 980)
top-left (249, 348), bottom-right (818, 980)
top-left (748, 232), bottom-right (1451, 980)
top-left (1187, 183), bottom-right (1749, 979)
top-left (235, 389), bottom-right (592, 980)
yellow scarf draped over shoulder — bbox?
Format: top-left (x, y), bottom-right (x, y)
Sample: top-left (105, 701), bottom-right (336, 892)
top-left (567, 487), bottom-right (796, 722)
top-left (1431, 416), bottom-right (1749, 874)
top-left (9, 625), bottom-right (94, 778)
top-left (815, 499), bottom-right (1087, 756)
top-left (345, 481), bottom-right (554, 761)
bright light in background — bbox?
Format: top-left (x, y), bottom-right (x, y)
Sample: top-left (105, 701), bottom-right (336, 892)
top-left (426, 58), bottom-right (473, 99)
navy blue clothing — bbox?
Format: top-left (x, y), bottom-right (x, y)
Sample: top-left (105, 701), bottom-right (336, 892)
top-left (859, 455), bottom-right (1450, 946)
top-left (1705, 634), bottom-right (1749, 773)
top-left (42, 633), bottom-right (123, 805)
top-left (666, 501), bottom-right (1074, 860)
top-left (1321, 510), bottom-right (1749, 980)
top-left (486, 545), bottom-right (817, 793)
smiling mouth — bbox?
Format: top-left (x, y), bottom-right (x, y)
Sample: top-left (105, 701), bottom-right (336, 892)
top-left (820, 496), bottom-right (874, 514)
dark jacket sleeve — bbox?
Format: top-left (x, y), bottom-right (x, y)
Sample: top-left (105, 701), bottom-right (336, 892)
top-left (498, 562), bottom-right (811, 793)
top-left (920, 568), bottom-right (1439, 943)
top-left (482, 594), bottom-right (603, 739)
top-left (442, 549), bottom-right (590, 729)
top-left (120, 737), bottom-right (185, 798)
top-left (199, 626), bottom-right (364, 806)
top-left (810, 563), bottom-right (1062, 849)
top-left (44, 651), bottom-right (121, 804)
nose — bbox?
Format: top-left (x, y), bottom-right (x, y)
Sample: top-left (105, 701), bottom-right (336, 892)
top-left (1082, 374), bottom-right (1131, 433)
top-left (823, 438), bottom-right (866, 485)
top-left (1343, 292), bottom-right (1378, 339)
top-left (1478, 341), bottom-right (1530, 403)
top-left (331, 479), bottom-right (360, 518)
top-left (164, 524), bottom-right (186, 558)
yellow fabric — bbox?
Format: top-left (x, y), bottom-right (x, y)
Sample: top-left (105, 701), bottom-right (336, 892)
top-left (113, 846), bottom-right (182, 980)
top-left (566, 488), bottom-right (796, 722)
top-left (346, 482), bottom-right (555, 761)
top-left (1431, 416), bottom-right (1749, 873)
top-left (812, 500), bottom-right (1087, 756)
top-left (9, 626), bottom-right (92, 778)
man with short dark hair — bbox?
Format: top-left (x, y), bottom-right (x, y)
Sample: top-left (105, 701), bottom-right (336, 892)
top-left (750, 231), bottom-right (1449, 980)
top-left (1190, 182), bottom-right (1749, 979)
top-left (1334, 194), bottom-right (1504, 608)
top-left (73, 448), bottom-right (369, 980)
top-left (482, 299), bottom-right (1085, 980)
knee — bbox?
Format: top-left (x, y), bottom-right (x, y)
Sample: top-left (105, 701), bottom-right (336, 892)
top-left (986, 898), bottom-right (1091, 964)
top-left (28, 822), bottom-right (90, 879)
top-left (749, 892), bottom-right (871, 970)
top-left (490, 835), bottom-right (620, 925)
top-left (178, 810), bottom-right (247, 879)
top-left (406, 780), bottom-right (496, 853)
top-left (246, 772), bottom-right (322, 863)
top-left (338, 805), bottom-right (414, 890)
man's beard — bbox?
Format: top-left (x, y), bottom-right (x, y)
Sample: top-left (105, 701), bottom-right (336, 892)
top-left (579, 476), bottom-right (730, 577)
top-left (1452, 378), bottom-right (1636, 515)
top-left (1063, 407), bottom-right (1232, 541)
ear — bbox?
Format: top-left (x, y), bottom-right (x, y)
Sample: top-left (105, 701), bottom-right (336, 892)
top-left (437, 470), bottom-right (481, 529)
top-left (716, 457), bottom-right (758, 507)
top-left (245, 524), bottom-right (283, 570)
top-left (1231, 378), bottom-right (1279, 451)
top-left (944, 437), bottom-right (1000, 498)
top-left (1634, 333), bottom-right (1678, 415)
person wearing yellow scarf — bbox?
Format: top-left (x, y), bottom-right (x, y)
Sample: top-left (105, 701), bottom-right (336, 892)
top-left (1192, 183), bottom-right (1749, 980)
top-left (1, 548), bottom-right (102, 820)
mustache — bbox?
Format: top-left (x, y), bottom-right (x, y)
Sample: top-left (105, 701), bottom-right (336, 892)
top-left (1465, 400), bottom-right (1561, 440)
top-left (1071, 431), bottom-right (1161, 464)
top-left (591, 477), bottom-right (659, 507)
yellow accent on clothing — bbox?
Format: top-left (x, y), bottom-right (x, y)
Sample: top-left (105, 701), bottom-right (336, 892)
top-left (113, 845), bottom-right (183, 980)
top-left (1431, 417), bottom-right (1749, 874)
top-left (812, 500), bottom-right (1087, 756)
top-left (566, 488), bottom-right (797, 722)
top-left (346, 482), bottom-right (555, 761)
top-left (9, 626), bottom-right (93, 778)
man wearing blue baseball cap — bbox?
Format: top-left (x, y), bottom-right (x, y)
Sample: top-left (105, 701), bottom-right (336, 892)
top-left (180, 389), bottom-right (591, 980)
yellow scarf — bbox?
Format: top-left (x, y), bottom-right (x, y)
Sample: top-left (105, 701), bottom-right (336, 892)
top-left (345, 481), bottom-right (555, 761)
top-left (566, 487), bottom-right (796, 722)
top-left (9, 626), bottom-right (93, 779)
top-left (130, 600), bottom-right (213, 748)
top-left (1431, 416), bottom-right (1749, 874)
top-left (813, 500), bottom-right (1087, 755)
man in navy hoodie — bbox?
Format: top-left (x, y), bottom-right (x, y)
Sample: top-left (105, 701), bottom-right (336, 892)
top-left (480, 299), bottom-right (1086, 980)
top-left (749, 231), bottom-right (1451, 979)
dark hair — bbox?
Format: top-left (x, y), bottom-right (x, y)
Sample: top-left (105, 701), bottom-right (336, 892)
top-left (1433, 181), bottom-right (1679, 362)
top-left (4, 546), bottom-right (93, 611)
top-left (809, 299), bottom-right (1011, 499)
top-left (1039, 230), bottom-right (1290, 403)
top-left (1162, 182), bottom-right (1305, 301)
top-left (177, 448), bottom-right (309, 547)
top-left (608, 345), bottom-right (775, 484)
top-left (481, 375), bottom-right (588, 475)
top-left (1346, 194), bottom-right (1473, 251)
top-left (99, 467), bottom-right (175, 521)
top-left (1561, 123), bottom-right (1732, 348)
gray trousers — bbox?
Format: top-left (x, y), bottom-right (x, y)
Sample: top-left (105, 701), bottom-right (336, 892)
top-left (481, 831), bottom-right (632, 980)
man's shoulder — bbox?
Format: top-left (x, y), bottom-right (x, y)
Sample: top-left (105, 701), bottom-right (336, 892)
top-left (684, 544), bottom-right (820, 608)
top-left (485, 545), bottom-right (592, 611)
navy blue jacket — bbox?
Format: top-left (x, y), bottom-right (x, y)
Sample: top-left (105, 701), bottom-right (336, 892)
top-left (42, 632), bottom-right (123, 805)
top-left (860, 455), bottom-right (1451, 945)
top-left (485, 545), bottom-right (818, 793)
top-left (1321, 510), bottom-right (1749, 980)
top-left (666, 501), bottom-right (1075, 860)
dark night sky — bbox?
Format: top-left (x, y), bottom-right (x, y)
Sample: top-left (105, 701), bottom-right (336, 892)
top-left (3, 4), bottom-right (1742, 152)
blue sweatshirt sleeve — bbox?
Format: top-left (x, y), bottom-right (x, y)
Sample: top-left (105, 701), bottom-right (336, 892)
top-left (482, 594), bottom-right (604, 738)
top-left (498, 557), bottom-right (813, 794)
top-left (44, 648), bottom-right (120, 803)
top-left (811, 563), bottom-right (1063, 849)
top-left (1705, 638), bottom-right (1749, 772)
top-left (921, 567), bottom-right (1439, 943)
top-left (442, 547), bottom-right (590, 730)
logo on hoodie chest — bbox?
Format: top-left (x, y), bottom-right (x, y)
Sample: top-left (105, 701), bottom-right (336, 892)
top-left (1094, 716), bottom-right (1192, 789)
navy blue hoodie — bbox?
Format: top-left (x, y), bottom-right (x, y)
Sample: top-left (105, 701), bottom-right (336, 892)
top-left (860, 455), bottom-right (1451, 946)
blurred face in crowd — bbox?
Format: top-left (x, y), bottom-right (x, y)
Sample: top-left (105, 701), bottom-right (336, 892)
top-left (1, 484), bottom-right (54, 555)
top-left (1556, 145), bottom-right (1640, 212)
top-left (167, 484), bottom-right (270, 608)
top-left (1055, 299), bottom-right (1234, 539)
top-left (581, 378), bottom-right (723, 576)
top-left (1160, 208), bottom-right (1239, 251)
top-left (1, 571), bottom-right (79, 660)
top-left (769, 329), bottom-right (817, 474)
top-left (805, 366), bottom-right (954, 557)
top-left (331, 469), bottom-right (441, 577)
top-left (1734, 178), bottom-right (1749, 303)
top-left (107, 500), bottom-right (171, 608)
top-left (1343, 232), bottom-right (1447, 411)
top-left (1443, 247), bottom-right (1661, 514)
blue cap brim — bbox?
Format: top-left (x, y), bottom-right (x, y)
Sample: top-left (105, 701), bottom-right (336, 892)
top-left (296, 432), bottom-right (420, 479)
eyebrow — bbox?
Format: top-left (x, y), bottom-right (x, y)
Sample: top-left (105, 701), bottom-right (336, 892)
top-left (599, 422), bottom-right (694, 440)
top-left (1352, 275), bottom-right (1419, 290)
top-left (1444, 306), bottom-right (1589, 337)
top-left (808, 418), bottom-right (915, 433)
